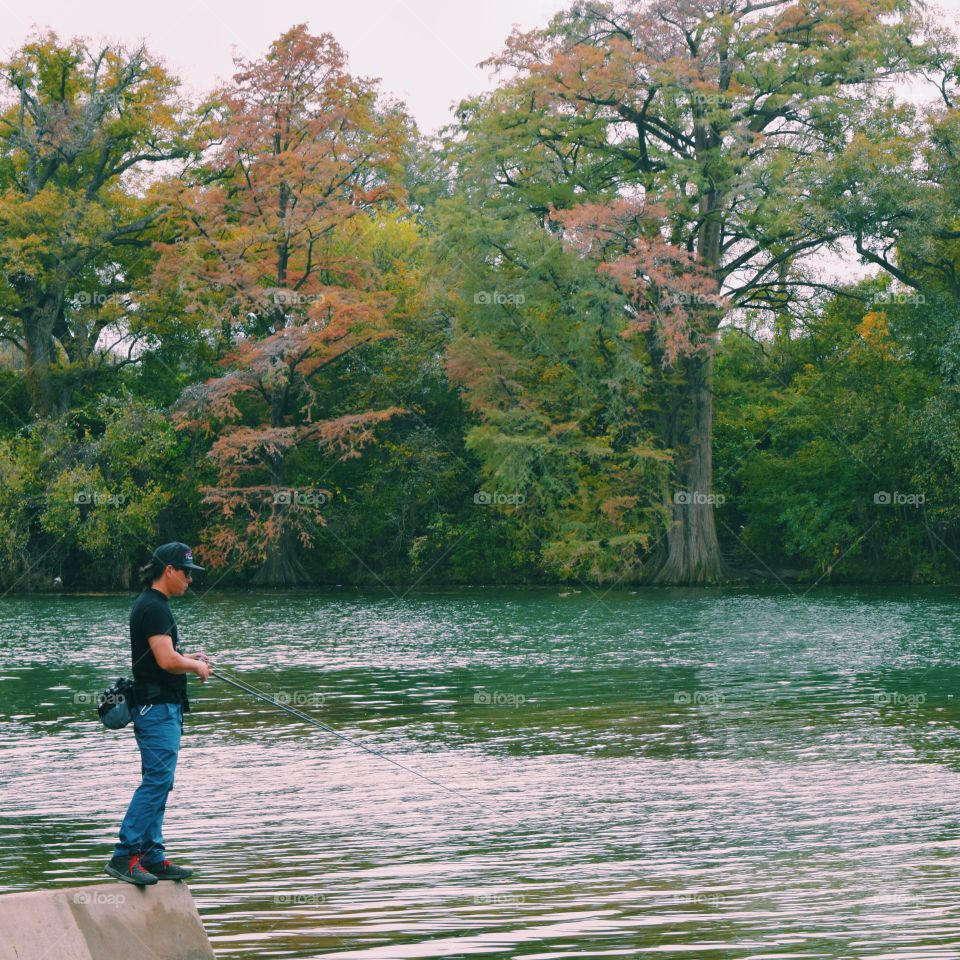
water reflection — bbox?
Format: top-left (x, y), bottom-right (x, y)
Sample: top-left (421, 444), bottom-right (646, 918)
top-left (2, 587), bottom-right (960, 957)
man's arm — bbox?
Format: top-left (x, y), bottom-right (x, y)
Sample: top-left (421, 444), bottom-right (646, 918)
top-left (147, 635), bottom-right (211, 681)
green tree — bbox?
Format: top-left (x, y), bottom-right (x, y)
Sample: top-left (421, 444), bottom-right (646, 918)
top-left (715, 280), bottom-right (955, 582)
top-left (0, 32), bottom-right (202, 418)
top-left (38, 397), bottom-right (179, 586)
top-left (448, 0), bottom-right (925, 584)
top-left (434, 191), bottom-right (672, 583)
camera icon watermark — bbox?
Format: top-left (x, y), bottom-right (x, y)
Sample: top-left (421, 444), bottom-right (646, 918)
top-left (873, 491), bottom-right (924, 507)
top-left (473, 290), bottom-right (526, 306)
top-left (673, 690), bottom-right (725, 706)
top-left (272, 489), bottom-right (327, 507)
top-left (273, 691), bottom-right (325, 707)
top-left (474, 691), bottom-right (526, 707)
top-left (474, 491), bottom-right (526, 506)
top-left (874, 691), bottom-right (925, 707)
top-left (673, 490), bottom-right (725, 506)
top-left (73, 891), bottom-right (126, 906)
top-left (73, 490), bottom-right (127, 507)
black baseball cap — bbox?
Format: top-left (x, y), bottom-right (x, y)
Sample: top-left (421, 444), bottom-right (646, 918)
top-left (152, 542), bottom-right (205, 571)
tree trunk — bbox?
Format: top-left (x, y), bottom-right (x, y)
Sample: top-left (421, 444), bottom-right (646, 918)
top-left (652, 345), bottom-right (735, 585)
top-left (23, 287), bottom-right (73, 419)
top-left (23, 305), bottom-right (55, 419)
top-left (252, 525), bottom-right (311, 587)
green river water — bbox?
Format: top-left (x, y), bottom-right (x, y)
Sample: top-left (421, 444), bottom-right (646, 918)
top-left (3, 586), bottom-right (960, 958)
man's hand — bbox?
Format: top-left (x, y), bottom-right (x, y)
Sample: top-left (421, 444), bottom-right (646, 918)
top-left (185, 653), bottom-right (212, 681)
top-left (148, 636), bottom-right (213, 678)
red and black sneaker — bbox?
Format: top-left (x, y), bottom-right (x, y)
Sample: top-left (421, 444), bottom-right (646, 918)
top-left (104, 854), bottom-right (158, 886)
top-left (140, 858), bottom-right (194, 881)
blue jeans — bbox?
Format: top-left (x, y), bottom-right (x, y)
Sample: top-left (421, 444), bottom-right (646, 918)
top-left (112, 702), bottom-right (183, 865)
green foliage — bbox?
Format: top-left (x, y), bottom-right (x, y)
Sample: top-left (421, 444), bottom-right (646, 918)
top-left (2, 13), bottom-right (960, 589)
top-left (40, 399), bottom-right (179, 577)
top-left (0, 31), bottom-right (202, 418)
top-left (716, 278), bottom-right (960, 583)
top-left (0, 396), bottom-right (185, 589)
top-left (432, 186), bottom-right (671, 583)
top-left (0, 434), bottom-right (39, 580)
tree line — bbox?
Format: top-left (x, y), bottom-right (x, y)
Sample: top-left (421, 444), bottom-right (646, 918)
top-left (1, 1), bottom-right (959, 591)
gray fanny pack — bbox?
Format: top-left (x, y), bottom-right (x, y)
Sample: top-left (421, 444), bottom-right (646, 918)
top-left (98, 678), bottom-right (136, 729)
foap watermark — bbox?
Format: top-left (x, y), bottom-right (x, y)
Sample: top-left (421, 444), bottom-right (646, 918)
top-left (874, 691), bottom-right (926, 708)
top-left (665, 291), bottom-right (727, 308)
top-left (490, 91), bottom-right (528, 111)
top-left (474, 290), bottom-right (526, 306)
top-left (873, 491), bottom-right (925, 507)
top-left (870, 290), bottom-right (925, 306)
top-left (673, 491), bottom-right (725, 506)
top-left (663, 892), bottom-right (726, 907)
top-left (267, 289), bottom-right (326, 306)
top-left (92, 91), bottom-right (122, 110)
top-left (474, 491), bottom-right (526, 506)
top-left (272, 489), bottom-right (327, 507)
top-left (274, 893), bottom-right (326, 905)
top-left (75, 688), bottom-right (127, 707)
top-left (272, 691), bottom-right (325, 707)
top-left (674, 690), bottom-right (725, 706)
top-left (76, 291), bottom-right (120, 307)
top-left (871, 892), bottom-right (926, 909)
top-left (474, 893), bottom-right (525, 904)
top-left (691, 92), bottom-right (725, 108)
top-left (74, 490), bottom-right (127, 507)
top-left (474, 691), bottom-right (526, 707)
top-left (73, 890), bottom-right (126, 906)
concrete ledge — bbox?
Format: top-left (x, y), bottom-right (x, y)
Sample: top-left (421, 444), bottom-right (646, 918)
top-left (0, 882), bottom-right (214, 960)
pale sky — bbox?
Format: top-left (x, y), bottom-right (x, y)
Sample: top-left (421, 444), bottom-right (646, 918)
top-left (7, 1), bottom-right (960, 134)
top-left (4, 0), bottom-right (567, 135)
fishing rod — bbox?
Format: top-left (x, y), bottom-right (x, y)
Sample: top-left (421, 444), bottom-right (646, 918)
top-left (207, 666), bottom-right (492, 813)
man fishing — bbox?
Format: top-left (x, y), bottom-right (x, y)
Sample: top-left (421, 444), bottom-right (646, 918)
top-left (104, 542), bottom-right (211, 886)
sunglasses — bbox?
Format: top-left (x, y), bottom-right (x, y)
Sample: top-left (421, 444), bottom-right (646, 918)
top-left (174, 567), bottom-right (194, 578)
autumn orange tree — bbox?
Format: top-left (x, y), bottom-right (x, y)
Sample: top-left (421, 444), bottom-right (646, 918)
top-left (164, 26), bottom-right (412, 584)
top-left (447, 0), bottom-right (927, 584)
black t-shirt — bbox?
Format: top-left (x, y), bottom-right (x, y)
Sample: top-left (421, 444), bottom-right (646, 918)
top-left (130, 588), bottom-right (190, 712)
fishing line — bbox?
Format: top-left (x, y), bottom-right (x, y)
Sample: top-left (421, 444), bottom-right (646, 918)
top-left (209, 668), bottom-right (493, 813)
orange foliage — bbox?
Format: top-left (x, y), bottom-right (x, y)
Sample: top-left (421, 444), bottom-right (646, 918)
top-left (161, 26), bottom-right (411, 574)
top-left (550, 200), bottom-right (727, 365)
